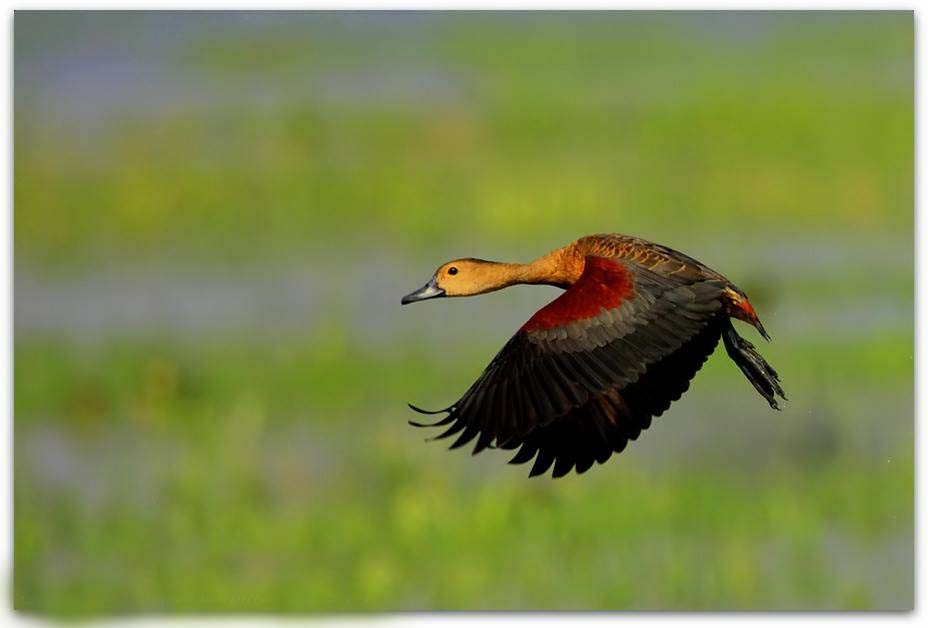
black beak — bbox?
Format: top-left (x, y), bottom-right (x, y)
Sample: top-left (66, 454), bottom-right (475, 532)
top-left (401, 276), bottom-right (445, 305)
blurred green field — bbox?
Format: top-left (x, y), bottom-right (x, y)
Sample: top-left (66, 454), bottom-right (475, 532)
top-left (13, 11), bottom-right (913, 614)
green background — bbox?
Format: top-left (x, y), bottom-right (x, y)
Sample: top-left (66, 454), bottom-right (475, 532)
top-left (14, 11), bottom-right (913, 614)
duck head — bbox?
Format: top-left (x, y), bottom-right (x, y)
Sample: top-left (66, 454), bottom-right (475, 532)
top-left (401, 258), bottom-right (509, 304)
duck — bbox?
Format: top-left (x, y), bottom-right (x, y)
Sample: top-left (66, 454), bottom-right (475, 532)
top-left (401, 233), bottom-right (786, 478)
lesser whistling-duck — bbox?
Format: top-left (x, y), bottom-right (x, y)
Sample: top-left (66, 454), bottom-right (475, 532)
top-left (401, 233), bottom-right (785, 478)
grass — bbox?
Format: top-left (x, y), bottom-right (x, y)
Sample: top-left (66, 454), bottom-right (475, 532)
top-left (14, 12), bottom-right (913, 269)
top-left (13, 420), bottom-right (913, 613)
top-left (12, 327), bottom-right (915, 427)
top-left (13, 330), bottom-right (915, 613)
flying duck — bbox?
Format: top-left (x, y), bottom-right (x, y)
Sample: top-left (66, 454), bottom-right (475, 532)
top-left (401, 233), bottom-right (786, 478)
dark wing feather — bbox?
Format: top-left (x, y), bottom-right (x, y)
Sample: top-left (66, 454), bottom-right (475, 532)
top-left (506, 314), bottom-right (724, 476)
top-left (410, 255), bottom-right (727, 477)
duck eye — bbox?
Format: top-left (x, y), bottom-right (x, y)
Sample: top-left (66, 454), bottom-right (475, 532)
top-left (448, 267), bottom-right (458, 276)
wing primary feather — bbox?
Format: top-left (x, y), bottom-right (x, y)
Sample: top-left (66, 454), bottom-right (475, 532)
top-left (552, 455), bottom-right (575, 478)
top-left (544, 355), bottom-right (588, 407)
top-left (449, 426), bottom-right (479, 450)
top-left (408, 402), bottom-right (454, 415)
top-left (472, 428), bottom-right (495, 455)
top-left (575, 453), bottom-right (595, 474)
top-left (408, 413), bottom-right (456, 428)
top-left (551, 420), bottom-right (578, 478)
top-left (529, 449), bottom-right (555, 477)
top-left (427, 419), bottom-right (467, 441)
top-left (533, 359), bottom-right (575, 416)
top-left (509, 444), bottom-right (538, 465)
top-left (523, 361), bottom-right (558, 420)
top-left (495, 377), bottom-right (521, 447)
top-left (561, 351), bottom-right (610, 392)
top-left (478, 380), bottom-right (499, 436)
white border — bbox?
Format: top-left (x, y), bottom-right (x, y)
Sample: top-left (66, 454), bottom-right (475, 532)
top-left (0, 2), bottom-right (920, 8)
top-left (0, 3), bottom-right (919, 627)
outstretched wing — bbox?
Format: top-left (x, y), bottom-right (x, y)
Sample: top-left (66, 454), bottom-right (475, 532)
top-left (410, 255), bottom-right (727, 477)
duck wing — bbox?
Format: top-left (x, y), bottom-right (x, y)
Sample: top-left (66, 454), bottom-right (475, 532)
top-left (409, 255), bottom-right (727, 478)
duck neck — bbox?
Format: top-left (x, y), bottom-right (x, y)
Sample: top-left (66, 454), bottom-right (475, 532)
top-left (487, 245), bottom-right (584, 291)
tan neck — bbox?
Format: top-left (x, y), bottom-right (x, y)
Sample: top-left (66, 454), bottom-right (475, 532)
top-left (479, 245), bottom-right (584, 293)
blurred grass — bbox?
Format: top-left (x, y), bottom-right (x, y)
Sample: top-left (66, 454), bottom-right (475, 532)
top-left (13, 11), bottom-right (913, 614)
top-left (13, 327), bottom-right (914, 428)
top-left (14, 12), bottom-right (912, 268)
top-left (13, 436), bottom-right (913, 613)
top-left (12, 327), bottom-right (915, 613)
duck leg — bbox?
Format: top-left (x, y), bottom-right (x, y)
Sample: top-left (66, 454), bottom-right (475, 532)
top-left (721, 319), bottom-right (786, 409)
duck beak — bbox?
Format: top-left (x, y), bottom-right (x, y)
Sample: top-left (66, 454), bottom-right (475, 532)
top-left (401, 276), bottom-right (445, 305)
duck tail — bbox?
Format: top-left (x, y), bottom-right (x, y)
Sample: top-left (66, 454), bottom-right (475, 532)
top-left (722, 319), bottom-right (786, 409)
